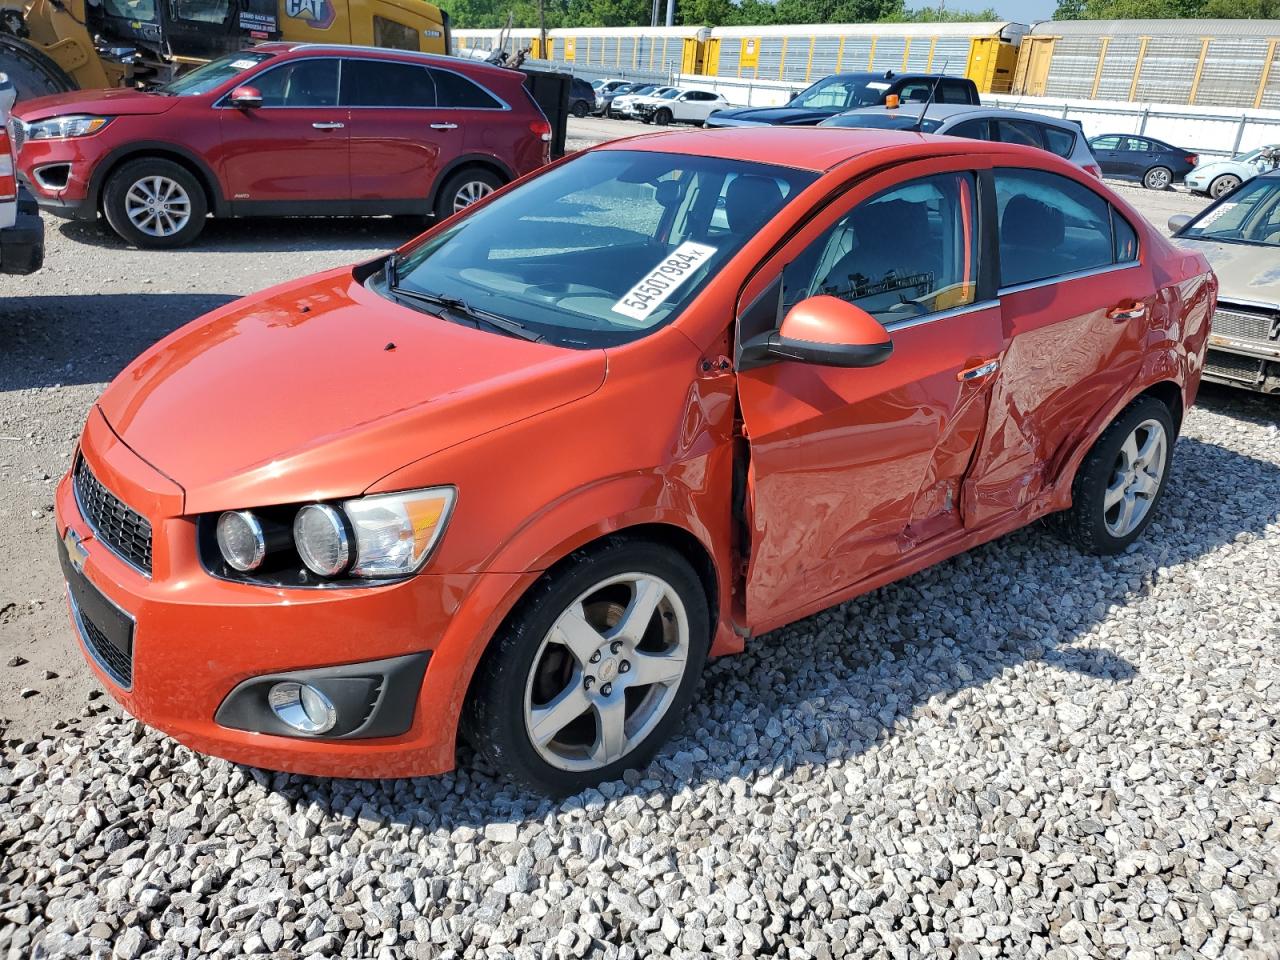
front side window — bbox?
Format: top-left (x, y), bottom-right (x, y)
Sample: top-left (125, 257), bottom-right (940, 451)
top-left (252, 59), bottom-right (340, 108)
top-left (379, 151), bottom-right (814, 346)
top-left (163, 51), bottom-right (274, 96)
top-left (781, 172), bottom-right (978, 325)
top-left (103, 0), bottom-right (158, 22)
top-left (341, 59), bottom-right (434, 107)
top-left (430, 69), bottom-right (501, 109)
top-left (1178, 177), bottom-right (1280, 247)
top-left (996, 168), bottom-right (1136, 287)
top-left (1091, 135), bottom-right (1121, 151)
top-left (168, 0), bottom-right (230, 23)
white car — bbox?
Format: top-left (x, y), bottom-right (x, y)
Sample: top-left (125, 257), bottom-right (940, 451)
top-left (613, 85), bottom-right (678, 119)
top-left (1184, 145), bottom-right (1280, 199)
top-left (635, 89), bottom-right (730, 126)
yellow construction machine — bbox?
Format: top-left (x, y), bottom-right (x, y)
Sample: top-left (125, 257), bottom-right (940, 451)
top-left (0, 0), bottom-right (450, 101)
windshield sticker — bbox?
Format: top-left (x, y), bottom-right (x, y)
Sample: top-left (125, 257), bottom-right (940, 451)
top-left (613, 242), bottom-right (718, 323)
top-left (1197, 202), bottom-right (1237, 228)
top-left (230, 59), bottom-right (260, 70)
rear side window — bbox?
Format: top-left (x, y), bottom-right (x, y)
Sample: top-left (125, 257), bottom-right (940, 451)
top-left (996, 168), bottom-right (1134, 287)
top-left (430, 69), bottom-right (502, 109)
top-left (341, 60), bottom-right (435, 107)
top-left (252, 59), bottom-right (339, 108)
top-left (1040, 125), bottom-right (1076, 159)
top-left (940, 81), bottom-right (974, 103)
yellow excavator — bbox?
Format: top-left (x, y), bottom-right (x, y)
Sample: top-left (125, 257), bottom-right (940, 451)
top-left (0, 0), bottom-right (451, 102)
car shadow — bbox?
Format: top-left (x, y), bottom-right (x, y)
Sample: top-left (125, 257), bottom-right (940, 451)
top-left (56, 215), bottom-right (425, 254)
top-left (250, 424), bottom-right (1280, 832)
top-left (0, 293), bottom-right (241, 391)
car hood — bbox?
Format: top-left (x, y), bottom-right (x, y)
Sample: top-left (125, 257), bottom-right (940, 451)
top-left (1175, 237), bottom-right (1280, 306)
top-left (15, 88), bottom-right (179, 122)
top-left (1187, 160), bottom-right (1246, 179)
top-left (706, 105), bottom-right (837, 127)
top-left (96, 269), bottom-right (607, 514)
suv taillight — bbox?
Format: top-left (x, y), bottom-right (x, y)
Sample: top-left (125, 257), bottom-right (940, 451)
top-left (0, 126), bottom-right (15, 202)
top-left (531, 119), bottom-right (552, 143)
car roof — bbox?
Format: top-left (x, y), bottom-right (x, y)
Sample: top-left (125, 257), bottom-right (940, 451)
top-left (254, 42), bottom-right (517, 80)
top-left (837, 103), bottom-right (1074, 126)
top-left (601, 126), bottom-right (1048, 173)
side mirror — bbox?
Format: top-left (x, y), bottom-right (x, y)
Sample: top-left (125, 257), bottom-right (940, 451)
top-left (1168, 213), bottom-right (1192, 233)
top-left (228, 85), bottom-right (262, 110)
top-left (742, 296), bottom-right (893, 368)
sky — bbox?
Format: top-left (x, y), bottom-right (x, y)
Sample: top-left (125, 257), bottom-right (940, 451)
top-left (939, 0), bottom-right (1058, 19)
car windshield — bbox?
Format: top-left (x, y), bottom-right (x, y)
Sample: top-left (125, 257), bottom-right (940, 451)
top-left (657, 89), bottom-right (681, 100)
top-left (160, 51), bottom-right (274, 96)
top-left (374, 150), bottom-right (814, 347)
top-left (822, 112), bottom-right (943, 132)
top-left (1179, 177), bottom-right (1280, 247)
top-left (791, 75), bottom-right (889, 111)
top-left (102, 0), bottom-right (158, 22)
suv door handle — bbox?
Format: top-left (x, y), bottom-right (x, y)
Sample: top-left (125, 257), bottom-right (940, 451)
top-left (312, 122), bottom-right (345, 130)
top-left (1107, 301), bottom-right (1147, 321)
top-left (957, 359), bottom-right (1000, 381)
top-left (430, 122), bottom-right (459, 130)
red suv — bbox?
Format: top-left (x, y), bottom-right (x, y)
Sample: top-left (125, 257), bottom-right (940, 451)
top-left (11, 44), bottom-right (552, 247)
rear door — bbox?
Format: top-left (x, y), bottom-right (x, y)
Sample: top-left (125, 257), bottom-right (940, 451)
top-left (964, 166), bottom-right (1150, 526)
top-left (735, 159), bottom-right (1003, 625)
top-left (217, 58), bottom-right (349, 208)
top-left (342, 57), bottom-right (444, 207)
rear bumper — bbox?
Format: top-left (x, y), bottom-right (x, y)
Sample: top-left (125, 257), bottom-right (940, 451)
top-left (0, 187), bottom-right (45, 274)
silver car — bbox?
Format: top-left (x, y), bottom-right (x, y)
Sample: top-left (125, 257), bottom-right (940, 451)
top-left (820, 103), bottom-right (1101, 175)
top-left (1171, 170), bottom-right (1280, 395)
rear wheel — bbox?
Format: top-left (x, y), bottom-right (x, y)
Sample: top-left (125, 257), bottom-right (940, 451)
top-left (1209, 174), bottom-right (1241, 199)
top-left (433, 167), bottom-right (504, 219)
top-left (463, 538), bottom-right (710, 796)
top-left (1053, 395), bottom-right (1175, 555)
top-left (571, 100), bottom-right (588, 118)
top-left (654, 108), bottom-right (672, 126)
top-left (102, 158), bottom-right (207, 249)
top-left (1142, 165), bottom-right (1173, 190)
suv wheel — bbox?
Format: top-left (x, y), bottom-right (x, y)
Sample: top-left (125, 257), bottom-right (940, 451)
top-left (434, 168), bottom-right (504, 219)
top-left (1053, 395), bottom-right (1175, 555)
top-left (571, 100), bottom-right (588, 118)
top-left (654, 108), bottom-right (673, 126)
top-left (1142, 165), bottom-right (1173, 190)
top-left (103, 158), bottom-right (207, 249)
top-left (463, 538), bottom-right (710, 796)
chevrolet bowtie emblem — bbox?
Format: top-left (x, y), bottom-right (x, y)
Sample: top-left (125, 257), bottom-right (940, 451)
top-left (64, 528), bottom-right (89, 574)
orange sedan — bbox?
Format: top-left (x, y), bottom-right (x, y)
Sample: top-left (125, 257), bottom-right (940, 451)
top-left (54, 128), bottom-right (1216, 795)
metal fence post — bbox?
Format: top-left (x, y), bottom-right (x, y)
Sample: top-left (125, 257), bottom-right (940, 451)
top-left (1232, 115), bottom-right (1247, 154)
top-left (1138, 106), bottom-right (1149, 135)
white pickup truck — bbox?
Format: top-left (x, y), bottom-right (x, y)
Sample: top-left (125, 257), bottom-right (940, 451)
top-left (1, 73), bottom-right (44, 275)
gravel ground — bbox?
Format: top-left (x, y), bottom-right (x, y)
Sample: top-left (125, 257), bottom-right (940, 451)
top-left (4, 120), bottom-right (1278, 959)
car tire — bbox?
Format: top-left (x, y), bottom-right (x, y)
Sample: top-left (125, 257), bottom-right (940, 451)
top-left (654, 108), bottom-right (672, 126)
top-left (462, 537), bottom-right (710, 796)
top-left (433, 167), bottom-right (505, 220)
top-left (571, 100), bottom-right (588, 118)
top-left (1208, 174), bottom-right (1241, 199)
top-left (1052, 395), bottom-right (1176, 556)
top-left (1142, 165), bottom-right (1173, 190)
top-left (102, 158), bottom-right (208, 249)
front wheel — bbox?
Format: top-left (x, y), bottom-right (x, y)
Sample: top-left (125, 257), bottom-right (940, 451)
top-left (654, 108), bottom-right (672, 126)
top-left (433, 167), bottom-right (504, 219)
top-left (571, 100), bottom-right (588, 118)
top-left (1209, 174), bottom-right (1241, 199)
top-left (1143, 165), bottom-right (1173, 190)
top-left (1053, 395), bottom-right (1175, 555)
top-left (463, 538), bottom-right (710, 796)
top-left (102, 158), bottom-right (208, 249)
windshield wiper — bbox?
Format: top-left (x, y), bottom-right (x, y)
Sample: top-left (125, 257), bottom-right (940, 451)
top-left (381, 263), bottom-right (544, 343)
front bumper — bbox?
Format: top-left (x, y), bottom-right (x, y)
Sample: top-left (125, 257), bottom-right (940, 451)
top-left (54, 409), bottom-right (524, 778)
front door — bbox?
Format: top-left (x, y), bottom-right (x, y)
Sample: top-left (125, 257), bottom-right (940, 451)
top-left (735, 160), bottom-right (1003, 626)
top-left (1089, 135), bottom-right (1124, 178)
top-left (217, 57), bottom-right (350, 209)
top-left (964, 166), bottom-right (1151, 526)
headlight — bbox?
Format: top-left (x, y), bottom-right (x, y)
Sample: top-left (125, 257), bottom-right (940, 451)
top-left (216, 510), bottom-right (266, 572)
top-left (294, 504), bottom-right (355, 578)
top-left (343, 486), bottom-right (456, 578)
top-left (26, 115), bottom-right (111, 140)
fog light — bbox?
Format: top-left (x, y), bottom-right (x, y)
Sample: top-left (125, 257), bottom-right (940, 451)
top-left (267, 681), bottom-right (337, 735)
top-left (216, 510), bottom-right (266, 572)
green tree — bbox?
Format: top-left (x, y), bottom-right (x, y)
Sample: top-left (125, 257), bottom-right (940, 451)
top-left (1053, 0), bottom-right (1085, 17)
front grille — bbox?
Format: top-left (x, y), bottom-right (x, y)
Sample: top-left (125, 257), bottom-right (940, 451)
top-left (74, 457), bottom-right (153, 575)
top-left (1204, 348), bottom-right (1265, 384)
top-left (1212, 306), bottom-right (1277, 344)
top-left (78, 605), bottom-right (133, 687)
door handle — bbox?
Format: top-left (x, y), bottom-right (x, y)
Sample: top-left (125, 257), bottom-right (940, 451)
top-left (1107, 301), bottom-right (1147, 322)
top-left (430, 122), bottom-right (459, 130)
top-left (957, 359), bottom-right (999, 381)
top-left (312, 122), bottom-right (345, 130)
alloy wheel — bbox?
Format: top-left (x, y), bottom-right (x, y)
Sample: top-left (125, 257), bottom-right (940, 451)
top-left (1211, 175), bottom-right (1241, 199)
top-left (124, 176), bottom-right (192, 238)
top-left (523, 573), bottom-right (690, 772)
top-left (452, 180), bottom-right (495, 213)
top-left (1103, 418), bottom-right (1167, 538)
top-left (1144, 167), bottom-right (1172, 190)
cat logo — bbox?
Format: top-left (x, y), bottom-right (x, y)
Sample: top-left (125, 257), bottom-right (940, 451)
top-left (285, 0), bottom-right (335, 29)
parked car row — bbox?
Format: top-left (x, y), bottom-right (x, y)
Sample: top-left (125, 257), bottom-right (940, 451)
top-left (588, 77), bottom-right (730, 126)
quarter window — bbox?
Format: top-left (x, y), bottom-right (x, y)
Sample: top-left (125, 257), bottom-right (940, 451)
top-left (341, 59), bottom-right (435, 107)
top-left (251, 59), bottom-right (339, 108)
top-left (996, 168), bottom-right (1137, 287)
top-left (782, 172), bottom-right (979, 325)
top-left (430, 69), bottom-right (502, 109)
